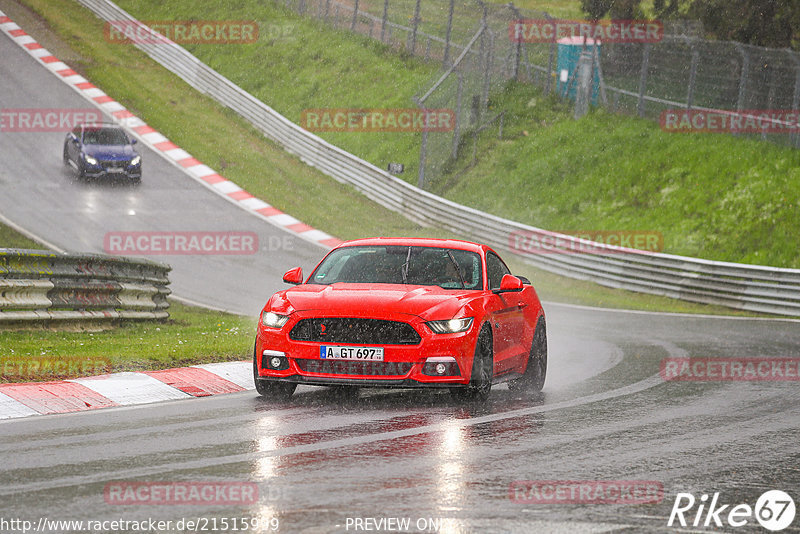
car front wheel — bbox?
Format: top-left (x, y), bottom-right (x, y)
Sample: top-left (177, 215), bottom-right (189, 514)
top-left (252, 341), bottom-right (296, 401)
top-left (451, 324), bottom-right (493, 402)
top-left (508, 317), bottom-right (547, 393)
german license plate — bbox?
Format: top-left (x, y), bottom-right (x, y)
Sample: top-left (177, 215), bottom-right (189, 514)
top-left (320, 345), bottom-right (384, 361)
top-left (108, 167), bottom-right (125, 173)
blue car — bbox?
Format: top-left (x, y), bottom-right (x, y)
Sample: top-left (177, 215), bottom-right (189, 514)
top-left (63, 123), bottom-right (142, 183)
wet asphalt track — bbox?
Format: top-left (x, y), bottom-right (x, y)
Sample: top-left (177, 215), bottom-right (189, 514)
top-left (1, 25), bottom-right (800, 534)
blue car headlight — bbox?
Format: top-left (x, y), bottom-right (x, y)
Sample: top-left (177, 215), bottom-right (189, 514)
top-left (130, 155), bottom-right (141, 166)
top-left (83, 154), bottom-right (98, 165)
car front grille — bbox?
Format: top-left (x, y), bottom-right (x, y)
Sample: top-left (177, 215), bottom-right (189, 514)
top-left (289, 318), bottom-right (421, 345)
top-left (295, 359), bottom-right (414, 376)
top-left (100, 160), bottom-right (127, 168)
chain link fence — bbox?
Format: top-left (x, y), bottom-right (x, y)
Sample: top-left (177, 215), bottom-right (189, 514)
top-left (278, 0), bottom-right (800, 187)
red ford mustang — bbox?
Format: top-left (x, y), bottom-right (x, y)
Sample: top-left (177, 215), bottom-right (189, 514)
top-left (254, 237), bottom-right (547, 401)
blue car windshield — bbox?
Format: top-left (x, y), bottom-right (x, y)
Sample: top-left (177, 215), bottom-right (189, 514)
top-left (82, 128), bottom-right (129, 146)
top-left (309, 246), bottom-right (483, 289)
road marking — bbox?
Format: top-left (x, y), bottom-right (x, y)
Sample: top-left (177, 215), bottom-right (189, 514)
top-left (0, 373), bottom-right (664, 495)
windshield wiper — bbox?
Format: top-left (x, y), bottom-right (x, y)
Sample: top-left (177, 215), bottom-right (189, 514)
top-left (401, 246), bottom-right (412, 284)
top-left (446, 251), bottom-right (466, 289)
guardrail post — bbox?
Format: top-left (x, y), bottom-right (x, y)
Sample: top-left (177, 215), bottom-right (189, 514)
top-left (351, 0), bottom-right (360, 32)
top-left (380, 0), bottom-right (389, 43)
top-left (545, 13), bottom-right (555, 94)
top-left (788, 49), bottom-right (800, 149)
top-left (736, 44), bottom-right (750, 112)
top-left (574, 51), bottom-right (593, 119)
top-left (417, 127), bottom-right (428, 189)
top-left (452, 73), bottom-right (464, 159)
top-left (686, 44), bottom-right (699, 110)
top-left (637, 43), bottom-right (650, 117)
top-left (409, 0), bottom-right (421, 54)
top-left (443, 0), bottom-right (455, 67)
top-left (509, 4), bottom-right (522, 80)
top-left (482, 31), bottom-right (494, 109)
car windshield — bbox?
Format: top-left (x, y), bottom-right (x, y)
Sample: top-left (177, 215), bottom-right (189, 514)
top-left (82, 127), bottom-right (129, 146)
top-left (309, 245), bottom-right (483, 289)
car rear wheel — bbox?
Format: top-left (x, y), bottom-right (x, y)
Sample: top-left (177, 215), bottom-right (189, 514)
top-left (451, 324), bottom-right (493, 402)
top-left (508, 317), bottom-right (547, 393)
top-left (252, 341), bottom-right (296, 401)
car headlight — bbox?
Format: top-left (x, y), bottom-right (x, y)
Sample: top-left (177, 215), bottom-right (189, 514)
top-left (84, 154), bottom-right (98, 165)
top-left (426, 317), bottom-right (473, 334)
top-left (261, 311), bottom-right (290, 329)
top-left (130, 155), bottom-right (141, 166)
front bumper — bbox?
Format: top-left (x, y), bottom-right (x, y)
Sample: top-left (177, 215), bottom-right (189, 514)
top-left (255, 315), bottom-right (478, 387)
top-left (83, 160), bottom-right (141, 178)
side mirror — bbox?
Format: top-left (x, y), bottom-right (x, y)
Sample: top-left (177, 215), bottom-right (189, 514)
top-left (283, 267), bottom-right (303, 285)
top-left (130, 138), bottom-right (138, 145)
top-left (493, 274), bottom-right (523, 294)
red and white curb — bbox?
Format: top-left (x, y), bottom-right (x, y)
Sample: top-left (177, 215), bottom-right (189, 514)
top-left (0, 11), bottom-right (343, 250)
top-left (0, 361), bottom-right (253, 420)
top-left (0, 14), bottom-right (338, 419)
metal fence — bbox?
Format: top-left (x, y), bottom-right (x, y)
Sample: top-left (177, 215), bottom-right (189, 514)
top-left (74, 0), bottom-right (800, 316)
top-left (0, 249), bottom-right (171, 324)
top-left (279, 0), bottom-right (800, 185)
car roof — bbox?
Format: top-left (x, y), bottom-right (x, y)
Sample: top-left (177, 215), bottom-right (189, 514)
top-left (335, 237), bottom-right (487, 254)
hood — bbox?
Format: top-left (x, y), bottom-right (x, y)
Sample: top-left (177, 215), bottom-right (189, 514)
top-left (276, 283), bottom-right (475, 320)
top-left (83, 144), bottom-right (137, 160)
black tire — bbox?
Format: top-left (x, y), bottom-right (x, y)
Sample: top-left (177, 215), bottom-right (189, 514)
top-left (252, 341), bottom-right (296, 400)
top-left (451, 324), bottom-right (493, 402)
top-left (508, 317), bottom-right (547, 393)
top-left (76, 160), bottom-right (87, 181)
top-left (62, 146), bottom-right (70, 167)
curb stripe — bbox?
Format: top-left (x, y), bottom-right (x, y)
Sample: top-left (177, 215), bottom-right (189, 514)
top-left (144, 367), bottom-right (244, 397)
top-left (0, 381), bottom-right (118, 414)
top-left (70, 372), bottom-right (193, 406)
top-left (0, 391), bottom-right (40, 419)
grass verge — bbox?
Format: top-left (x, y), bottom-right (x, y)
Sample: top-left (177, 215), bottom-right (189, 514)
top-left (0, 300), bottom-right (256, 383)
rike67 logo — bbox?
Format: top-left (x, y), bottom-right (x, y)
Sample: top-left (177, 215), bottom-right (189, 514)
top-left (668, 490), bottom-right (796, 531)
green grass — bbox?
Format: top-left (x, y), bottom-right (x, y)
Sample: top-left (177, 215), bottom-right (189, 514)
top-left (438, 83), bottom-right (800, 267)
top-left (9, 0), bottom-right (783, 317)
top-left (0, 222), bottom-right (41, 249)
top-left (0, 300), bottom-right (256, 382)
top-left (102, 0), bottom-right (800, 268)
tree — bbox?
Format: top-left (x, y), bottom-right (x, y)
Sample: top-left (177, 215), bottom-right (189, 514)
top-left (689, 0), bottom-right (798, 48)
top-left (580, 0), bottom-right (614, 20)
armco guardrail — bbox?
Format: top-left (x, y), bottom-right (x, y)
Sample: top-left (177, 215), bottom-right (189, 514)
top-left (0, 249), bottom-right (170, 323)
top-left (76, 0), bottom-right (800, 316)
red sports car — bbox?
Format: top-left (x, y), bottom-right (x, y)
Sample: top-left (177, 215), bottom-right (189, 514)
top-left (254, 237), bottom-right (546, 401)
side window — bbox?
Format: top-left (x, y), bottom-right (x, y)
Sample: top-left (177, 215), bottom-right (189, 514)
top-left (486, 252), bottom-right (510, 290)
top-left (71, 126), bottom-right (81, 138)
